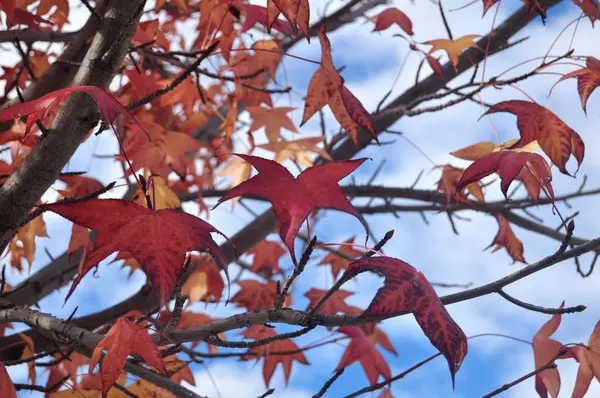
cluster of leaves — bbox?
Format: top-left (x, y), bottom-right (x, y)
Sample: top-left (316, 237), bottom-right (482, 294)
top-left (0, 0), bottom-right (599, 397)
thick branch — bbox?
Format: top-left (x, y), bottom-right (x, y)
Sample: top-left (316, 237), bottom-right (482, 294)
top-left (0, 307), bottom-right (202, 398)
top-left (0, 0), bottom-right (146, 252)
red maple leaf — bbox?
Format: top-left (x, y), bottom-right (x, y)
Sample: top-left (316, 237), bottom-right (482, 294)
top-left (436, 164), bottom-right (485, 204)
top-left (181, 255), bottom-right (225, 303)
top-left (371, 7), bottom-right (413, 36)
top-left (45, 351), bottom-right (89, 392)
top-left (231, 280), bottom-right (278, 311)
top-left (0, 86), bottom-right (148, 139)
top-left (89, 317), bottom-right (167, 397)
top-left (241, 325), bottom-right (309, 386)
top-left (318, 236), bottom-right (364, 278)
top-left (343, 257), bottom-right (468, 385)
top-left (484, 101), bottom-right (584, 175)
top-left (247, 239), bottom-right (286, 277)
top-left (215, 154), bottom-right (368, 264)
top-left (553, 56), bottom-right (600, 113)
top-left (268, 0), bottom-right (310, 38)
top-left (305, 288), bottom-right (355, 315)
top-left (456, 150), bottom-right (555, 200)
top-left (43, 199), bottom-right (230, 304)
top-left (0, 362), bottom-right (16, 398)
top-left (336, 326), bottom-right (391, 385)
top-left (241, 4), bottom-right (293, 35)
top-left (360, 323), bottom-right (398, 356)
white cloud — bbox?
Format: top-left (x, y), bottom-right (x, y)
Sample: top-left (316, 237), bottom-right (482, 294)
top-left (187, 362), bottom-right (312, 398)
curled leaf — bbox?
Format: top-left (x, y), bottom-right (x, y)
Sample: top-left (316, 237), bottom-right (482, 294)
top-left (343, 257), bottom-right (468, 385)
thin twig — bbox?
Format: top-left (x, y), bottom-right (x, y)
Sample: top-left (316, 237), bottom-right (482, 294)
top-left (497, 289), bottom-right (586, 314)
top-left (482, 348), bottom-right (567, 398)
top-left (275, 237), bottom-right (317, 309)
top-left (313, 368), bottom-right (344, 398)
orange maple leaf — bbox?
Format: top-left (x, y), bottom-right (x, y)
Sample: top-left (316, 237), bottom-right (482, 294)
top-left (487, 214), bottom-right (525, 263)
top-left (90, 317), bottom-right (167, 397)
top-left (269, 0), bottom-right (310, 38)
top-left (241, 325), bottom-right (309, 386)
top-left (45, 351), bottom-right (90, 392)
top-left (424, 35), bottom-right (480, 69)
top-left (216, 152), bottom-right (253, 206)
top-left (251, 40), bottom-right (283, 80)
top-left (128, 378), bottom-right (176, 397)
top-left (19, 333), bottom-right (36, 384)
top-left (553, 56), bottom-right (600, 113)
top-left (0, 362), bottom-right (16, 398)
top-left (305, 288), bottom-right (355, 315)
top-left (318, 236), bottom-right (364, 278)
top-left (437, 164), bottom-right (485, 204)
top-left (121, 119), bottom-right (203, 178)
top-left (247, 105), bottom-right (299, 142)
top-left (360, 323), bottom-right (398, 356)
top-left (257, 136), bottom-right (332, 167)
top-left (337, 326), bottom-right (391, 385)
top-left (8, 213), bottom-right (48, 272)
top-left (181, 255), bottom-right (225, 303)
top-left (301, 25), bottom-right (377, 144)
top-left (67, 223), bottom-right (90, 258)
top-left (164, 354), bottom-right (195, 385)
top-left (247, 240), bottom-right (286, 277)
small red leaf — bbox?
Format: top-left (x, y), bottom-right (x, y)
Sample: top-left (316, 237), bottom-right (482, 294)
top-left (0, 362), bottom-right (16, 398)
top-left (487, 214), bottom-right (525, 264)
top-left (247, 240), bottom-right (286, 277)
top-left (231, 280), bottom-right (278, 311)
top-left (532, 303), bottom-right (565, 398)
top-left (337, 326), bottom-right (391, 385)
top-left (241, 325), bottom-right (309, 386)
top-left (242, 4), bottom-right (294, 35)
top-left (343, 257), bottom-right (468, 385)
top-left (0, 86), bottom-right (148, 138)
top-left (301, 25), bottom-right (378, 144)
top-left (89, 317), bottom-right (167, 397)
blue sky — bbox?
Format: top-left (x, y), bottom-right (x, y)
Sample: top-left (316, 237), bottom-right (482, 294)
top-left (4, 0), bottom-right (600, 397)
